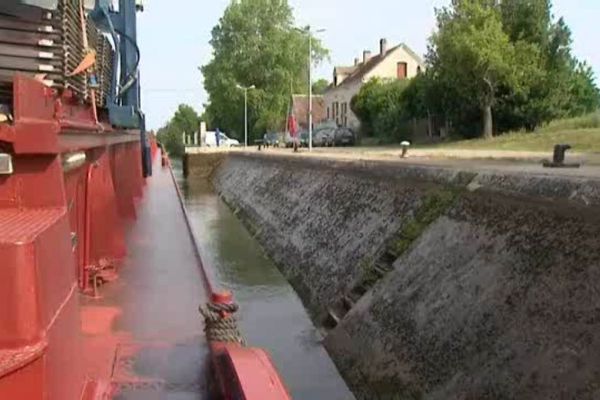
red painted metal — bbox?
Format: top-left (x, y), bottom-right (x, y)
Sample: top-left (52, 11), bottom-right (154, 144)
top-left (0, 74), bottom-right (293, 400)
top-left (83, 162), bottom-right (96, 292)
top-left (210, 343), bottom-right (292, 400)
top-left (84, 150), bottom-right (127, 290)
top-left (0, 75), bottom-right (136, 399)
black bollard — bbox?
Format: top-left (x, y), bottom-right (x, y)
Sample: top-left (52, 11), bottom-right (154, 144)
top-left (543, 144), bottom-right (580, 168)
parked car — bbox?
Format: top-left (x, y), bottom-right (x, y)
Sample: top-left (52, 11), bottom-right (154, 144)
top-left (313, 128), bottom-right (336, 147)
top-left (334, 127), bottom-right (355, 146)
top-left (205, 131), bottom-right (240, 147)
top-left (299, 131), bottom-right (309, 147)
top-left (263, 132), bottom-right (281, 148)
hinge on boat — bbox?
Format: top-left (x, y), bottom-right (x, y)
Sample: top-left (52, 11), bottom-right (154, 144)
top-left (71, 232), bottom-right (78, 252)
top-left (85, 258), bottom-right (118, 298)
top-left (0, 153), bottom-right (13, 175)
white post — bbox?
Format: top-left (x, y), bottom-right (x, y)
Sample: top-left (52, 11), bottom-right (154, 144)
top-left (308, 31), bottom-right (313, 152)
top-left (244, 88), bottom-right (248, 148)
top-left (200, 121), bottom-right (207, 146)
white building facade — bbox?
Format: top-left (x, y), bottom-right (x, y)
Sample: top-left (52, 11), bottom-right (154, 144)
top-left (324, 39), bottom-right (425, 131)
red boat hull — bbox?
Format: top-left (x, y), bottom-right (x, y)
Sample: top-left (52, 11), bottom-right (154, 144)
top-left (0, 75), bottom-right (291, 400)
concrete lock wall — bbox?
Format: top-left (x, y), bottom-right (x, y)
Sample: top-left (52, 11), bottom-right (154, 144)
top-left (206, 152), bottom-right (600, 399)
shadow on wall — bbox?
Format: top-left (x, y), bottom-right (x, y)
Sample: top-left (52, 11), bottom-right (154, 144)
top-left (210, 152), bottom-right (600, 400)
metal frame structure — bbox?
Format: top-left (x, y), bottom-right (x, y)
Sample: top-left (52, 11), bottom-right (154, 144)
top-left (0, 3), bottom-right (293, 399)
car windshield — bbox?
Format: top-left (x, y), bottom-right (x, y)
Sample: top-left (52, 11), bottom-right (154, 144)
top-left (317, 120), bottom-right (337, 130)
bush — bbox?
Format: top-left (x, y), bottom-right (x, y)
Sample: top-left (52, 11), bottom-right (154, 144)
top-left (540, 111), bottom-right (600, 133)
top-left (351, 78), bottom-right (412, 140)
top-left (157, 123), bottom-right (184, 158)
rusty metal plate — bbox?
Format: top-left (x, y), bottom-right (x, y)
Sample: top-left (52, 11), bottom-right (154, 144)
top-left (111, 340), bottom-right (210, 400)
top-left (0, 153), bottom-right (13, 175)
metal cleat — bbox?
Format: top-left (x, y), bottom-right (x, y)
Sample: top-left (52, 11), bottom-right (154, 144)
top-left (543, 144), bottom-right (581, 168)
top-left (0, 153), bottom-right (13, 175)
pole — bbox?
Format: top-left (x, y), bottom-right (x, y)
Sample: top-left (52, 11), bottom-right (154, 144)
top-left (308, 30), bottom-right (313, 152)
top-left (244, 88), bottom-right (248, 148)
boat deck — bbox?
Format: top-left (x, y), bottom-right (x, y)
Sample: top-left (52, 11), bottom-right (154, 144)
top-left (80, 156), bottom-right (209, 399)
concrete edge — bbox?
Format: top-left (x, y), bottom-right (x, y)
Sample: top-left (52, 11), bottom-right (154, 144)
top-left (226, 152), bottom-right (600, 208)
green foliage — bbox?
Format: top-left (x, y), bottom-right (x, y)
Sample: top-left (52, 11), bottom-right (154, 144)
top-left (492, 1), bottom-right (599, 132)
top-left (351, 78), bottom-right (412, 140)
top-left (156, 123), bottom-right (184, 158)
top-left (312, 79), bottom-right (330, 95)
top-left (201, 0), bottom-right (329, 141)
top-left (420, 113), bottom-right (600, 153)
top-left (390, 189), bottom-right (458, 257)
top-left (358, 260), bottom-right (380, 288)
top-left (542, 111), bottom-right (600, 132)
top-left (429, 0), bottom-right (521, 138)
top-left (156, 104), bottom-right (201, 158)
top-left (565, 63), bottom-right (600, 117)
top-left (351, 0), bottom-right (600, 141)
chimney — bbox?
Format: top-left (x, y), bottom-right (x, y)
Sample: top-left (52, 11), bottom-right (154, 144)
top-left (354, 57), bottom-right (360, 66)
top-left (363, 50), bottom-right (372, 64)
top-left (380, 38), bottom-right (388, 56)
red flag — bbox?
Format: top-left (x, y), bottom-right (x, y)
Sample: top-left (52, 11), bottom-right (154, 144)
top-left (288, 114), bottom-right (298, 138)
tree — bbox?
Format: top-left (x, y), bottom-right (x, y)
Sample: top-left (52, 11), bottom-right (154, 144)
top-left (171, 104), bottom-right (201, 139)
top-left (156, 123), bottom-right (184, 158)
top-left (566, 62), bottom-right (600, 116)
top-left (156, 104), bottom-right (201, 158)
top-left (351, 78), bottom-right (412, 141)
top-left (496, 0), bottom-right (599, 131)
top-left (312, 79), bottom-right (330, 95)
top-left (201, 0), bottom-right (328, 140)
top-left (429, 0), bottom-right (519, 138)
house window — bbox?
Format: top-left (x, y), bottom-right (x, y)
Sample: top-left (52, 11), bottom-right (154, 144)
top-left (341, 103), bottom-right (348, 127)
top-left (417, 66), bottom-right (422, 75)
top-left (397, 62), bottom-right (408, 79)
top-left (327, 107), bottom-right (330, 119)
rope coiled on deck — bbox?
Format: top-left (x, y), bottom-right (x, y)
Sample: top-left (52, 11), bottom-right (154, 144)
top-left (199, 301), bottom-right (245, 345)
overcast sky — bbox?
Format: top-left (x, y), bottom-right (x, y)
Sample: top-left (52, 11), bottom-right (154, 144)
top-left (137, 0), bottom-right (600, 130)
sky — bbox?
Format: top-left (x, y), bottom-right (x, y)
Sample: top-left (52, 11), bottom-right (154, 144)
top-left (137, 0), bottom-right (600, 130)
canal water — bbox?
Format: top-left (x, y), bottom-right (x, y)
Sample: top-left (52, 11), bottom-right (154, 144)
top-left (176, 167), bottom-right (354, 400)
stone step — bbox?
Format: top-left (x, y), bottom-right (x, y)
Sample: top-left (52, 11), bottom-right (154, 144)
top-left (351, 284), bottom-right (367, 298)
top-left (342, 296), bottom-right (355, 312)
top-left (380, 249), bottom-right (398, 264)
top-left (373, 263), bottom-right (390, 277)
top-left (324, 307), bottom-right (342, 329)
top-left (348, 290), bottom-right (363, 304)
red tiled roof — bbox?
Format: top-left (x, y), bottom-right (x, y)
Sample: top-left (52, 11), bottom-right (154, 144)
top-left (334, 66), bottom-right (358, 75)
top-left (291, 95), bottom-right (327, 128)
top-left (328, 43), bottom-right (425, 90)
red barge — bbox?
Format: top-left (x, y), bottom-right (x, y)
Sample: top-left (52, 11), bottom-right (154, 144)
top-left (0, 1), bottom-right (291, 399)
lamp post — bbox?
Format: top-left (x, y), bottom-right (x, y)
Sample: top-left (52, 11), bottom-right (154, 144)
top-left (295, 26), bottom-right (325, 152)
top-left (236, 84), bottom-right (255, 148)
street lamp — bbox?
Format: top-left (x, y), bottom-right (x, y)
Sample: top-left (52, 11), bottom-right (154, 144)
top-left (295, 26), bottom-right (325, 152)
top-left (236, 84), bottom-right (256, 148)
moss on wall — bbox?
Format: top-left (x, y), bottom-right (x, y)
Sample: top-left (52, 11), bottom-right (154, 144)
top-left (390, 188), bottom-right (458, 257)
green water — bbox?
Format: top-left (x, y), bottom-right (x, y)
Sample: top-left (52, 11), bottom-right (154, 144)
top-left (177, 172), bottom-right (354, 400)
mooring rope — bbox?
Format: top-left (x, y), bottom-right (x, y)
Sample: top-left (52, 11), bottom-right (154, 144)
top-left (199, 301), bottom-right (245, 345)
top-left (161, 152), bottom-right (244, 346)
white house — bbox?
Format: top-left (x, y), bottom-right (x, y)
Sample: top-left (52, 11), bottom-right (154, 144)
top-left (324, 39), bottom-right (425, 131)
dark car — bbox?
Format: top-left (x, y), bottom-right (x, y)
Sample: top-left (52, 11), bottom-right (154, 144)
top-left (313, 128), bottom-right (335, 147)
top-left (334, 127), bottom-right (355, 146)
top-left (264, 132), bottom-right (281, 148)
top-left (299, 131), bottom-right (309, 147)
